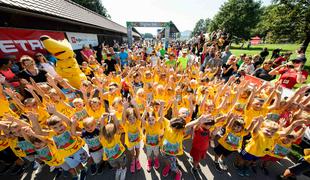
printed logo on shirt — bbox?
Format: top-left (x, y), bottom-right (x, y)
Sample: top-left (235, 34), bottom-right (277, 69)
top-left (17, 140), bottom-right (36, 155)
top-left (163, 139), bottom-right (179, 155)
top-left (75, 109), bottom-right (89, 121)
top-left (273, 144), bottom-right (290, 157)
top-left (104, 144), bottom-right (122, 160)
top-left (225, 133), bottom-right (241, 148)
top-left (85, 136), bottom-right (102, 151)
top-left (128, 132), bottom-right (140, 143)
top-left (53, 131), bottom-right (75, 149)
top-left (36, 146), bottom-right (53, 161)
top-left (146, 134), bottom-right (159, 146)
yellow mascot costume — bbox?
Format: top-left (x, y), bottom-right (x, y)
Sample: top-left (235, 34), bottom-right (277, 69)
top-left (40, 36), bottom-right (86, 88)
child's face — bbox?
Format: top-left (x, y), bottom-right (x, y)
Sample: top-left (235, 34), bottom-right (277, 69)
top-left (74, 102), bottom-right (84, 109)
top-left (84, 122), bottom-right (97, 133)
top-left (252, 99), bottom-right (264, 110)
top-left (82, 63), bottom-right (88, 68)
top-left (90, 102), bottom-right (100, 110)
top-left (50, 93), bottom-right (61, 102)
top-left (34, 141), bottom-right (47, 149)
top-left (147, 115), bottom-right (156, 126)
top-left (50, 122), bottom-right (66, 134)
top-left (262, 126), bottom-right (278, 138)
top-left (25, 102), bottom-right (37, 110)
top-left (128, 114), bottom-right (136, 124)
top-left (240, 91), bottom-right (249, 99)
top-left (232, 124), bottom-right (243, 133)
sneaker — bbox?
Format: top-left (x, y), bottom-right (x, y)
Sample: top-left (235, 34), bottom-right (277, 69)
top-left (175, 170), bottom-right (182, 180)
top-left (154, 158), bottom-right (160, 170)
top-left (120, 167), bottom-right (127, 180)
top-left (214, 162), bottom-right (222, 173)
top-left (130, 160), bottom-right (135, 173)
top-left (97, 164), bottom-right (104, 175)
top-left (80, 169), bottom-right (87, 180)
top-left (162, 164), bottom-right (170, 177)
top-left (136, 159), bottom-right (142, 171)
top-left (115, 169), bottom-right (121, 180)
top-left (218, 159), bottom-right (228, 171)
top-left (9, 165), bottom-right (24, 175)
top-left (191, 167), bottom-right (199, 180)
top-left (146, 160), bottom-right (152, 172)
top-left (90, 164), bottom-right (97, 176)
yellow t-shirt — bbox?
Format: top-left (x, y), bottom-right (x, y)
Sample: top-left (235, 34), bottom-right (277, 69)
top-left (9, 137), bottom-right (36, 158)
top-left (0, 138), bottom-right (9, 151)
top-left (245, 131), bottom-right (277, 157)
top-left (161, 119), bottom-right (184, 156)
top-left (0, 97), bottom-right (17, 117)
top-left (35, 142), bottom-right (65, 166)
top-left (268, 139), bottom-right (291, 159)
top-left (81, 67), bottom-right (92, 76)
top-left (135, 97), bottom-right (146, 114)
top-left (55, 101), bottom-right (75, 118)
top-left (49, 129), bottom-right (85, 158)
top-left (304, 148), bottom-right (310, 163)
top-left (244, 108), bottom-right (268, 128)
top-left (86, 105), bottom-right (105, 120)
top-left (218, 128), bottom-right (247, 151)
top-left (144, 120), bottom-right (163, 147)
top-left (100, 134), bottom-right (125, 161)
top-left (123, 120), bottom-right (142, 149)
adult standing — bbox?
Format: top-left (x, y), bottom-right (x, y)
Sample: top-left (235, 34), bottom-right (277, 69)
top-left (177, 49), bottom-right (189, 71)
top-left (104, 53), bottom-right (117, 75)
top-left (80, 44), bottom-right (95, 62)
top-left (119, 47), bottom-right (129, 68)
top-left (253, 59), bottom-right (275, 81)
top-left (34, 53), bottom-right (58, 77)
top-left (18, 55), bottom-right (48, 83)
top-left (221, 46), bottom-right (232, 64)
top-left (0, 57), bottom-right (20, 89)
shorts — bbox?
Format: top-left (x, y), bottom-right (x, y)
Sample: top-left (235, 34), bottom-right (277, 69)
top-left (190, 147), bottom-right (207, 162)
top-left (90, 149), bottom-right (103, 164)
top-left (214, 143), bottom-right (233, 157)
top-left (261, 155), bottom-right (281, 162)
top-left (108, 153), bottom-right (127, 168)
top-left (145, 146), bottom-right (160, 157)
top-left (240, 149), bottom-right (260, 161)
top-left (128, 143), bottom-right (140, 151)
top-left (65, 147), bottom-right (89, 168)
top-left (289, 158), bottom-right (310, 175)
top-left (0, 147), bottom-right (18, 164)
top-left (162, 153), bottom-right (178, 172)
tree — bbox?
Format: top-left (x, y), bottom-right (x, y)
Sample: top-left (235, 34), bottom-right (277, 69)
top-left (72, 0), bottom-right (110, 18)
top-left (255, 0), bottom-right (310, 51)
top-left (191, 18), bottom-right (211, 37)
top-left (209, 0), bottom-right (262, 40)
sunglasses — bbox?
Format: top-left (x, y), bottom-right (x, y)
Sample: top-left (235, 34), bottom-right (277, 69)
top-left (36, 54), bottom-right (43, 57)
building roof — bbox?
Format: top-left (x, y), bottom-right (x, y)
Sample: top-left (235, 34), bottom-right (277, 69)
top-left (0, 0), bottom-right (140, 37)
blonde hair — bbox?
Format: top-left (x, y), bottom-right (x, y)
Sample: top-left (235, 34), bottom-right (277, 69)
top-left (101, 123), bottom-right (117, 142)
top-left (83, 117), bottom-right (96, 128)
top-left (73, 98), bottom-right (84, 105)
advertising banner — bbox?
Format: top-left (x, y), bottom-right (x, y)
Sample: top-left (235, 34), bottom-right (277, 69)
top-left (66, 32), bottom-right (98, 50)
top-left (0, 28), bottom-right (65, 59)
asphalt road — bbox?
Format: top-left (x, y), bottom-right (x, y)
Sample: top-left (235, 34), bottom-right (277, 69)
top-left (1, 139), bottom-right (309, 180)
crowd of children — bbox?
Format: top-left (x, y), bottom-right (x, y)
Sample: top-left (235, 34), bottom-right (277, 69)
top-left (0, 39), bottom-right (309, 180)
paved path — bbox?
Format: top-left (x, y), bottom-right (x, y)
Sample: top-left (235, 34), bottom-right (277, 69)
top-left (1, 139), bottom-right (309, 180)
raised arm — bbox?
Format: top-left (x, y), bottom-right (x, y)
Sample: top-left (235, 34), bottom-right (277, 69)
top-left (46, 104), bottom-right (72, 127)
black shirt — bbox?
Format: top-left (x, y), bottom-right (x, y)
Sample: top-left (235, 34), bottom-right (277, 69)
top-left (253, 68), bottom-right (275, 81)
top-left (222, 64), bottom-right (239, 77)
top-left (104, 59), bottom-right (117, 75)
top-left (18, 69), bottom-right (47, 83)
top-left (81, 128), bottom-right (102, 152)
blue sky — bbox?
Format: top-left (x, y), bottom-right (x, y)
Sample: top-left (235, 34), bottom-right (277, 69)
top-left (102, 0), bottom-right (272, 34)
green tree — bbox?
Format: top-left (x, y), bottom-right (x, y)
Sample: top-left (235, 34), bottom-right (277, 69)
top-left (72, 0), bottom-right (110, 18)
top-left (209, 0), bottom-right (262, 40)
top-left (255, 0), bottom-right (310, 51)
top-left (192, 19), bottom-right (206, 36)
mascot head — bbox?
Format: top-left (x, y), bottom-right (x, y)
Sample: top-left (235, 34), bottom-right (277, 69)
top-left (40, 36), bottom-right (74, 60)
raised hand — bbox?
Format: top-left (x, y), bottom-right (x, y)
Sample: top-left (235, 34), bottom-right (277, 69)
top-left (46, 104), bottom-right (57, 114)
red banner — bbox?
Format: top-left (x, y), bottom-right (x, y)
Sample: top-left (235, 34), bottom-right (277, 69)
top-left (0, 28), bottom-right (65, 60)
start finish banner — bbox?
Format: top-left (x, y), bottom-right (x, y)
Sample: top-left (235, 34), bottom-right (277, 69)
top-left (66, 32), bottom-right (98, 50)
top-left (0, 28), bottom-right (65, 59)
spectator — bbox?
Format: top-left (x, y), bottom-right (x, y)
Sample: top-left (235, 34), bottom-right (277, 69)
top-left (253, 59), bottom-right (275, 81)
top-left (80, 44), bottom-right (95, 62)
top-left (18, 55), bottom-right (47, 83)
top-left (269, 59), bottom-right (308, 89)
top-left (34, 53), bottom-right (58, 77)
top-left (177, 49), bottom-right (189, 70)
top-left (165, 53), bottom-right (177, 69)
top-left (237, 54), bottom-right (246, 66)
top-left (273, 52), bottom-right (292, 68)
top-left (271, 48), bottom-right (282, 59)
top-left (222, 55), bottom-right (239, 82)
top-left (260, 47), bottom-right (269, 61)
top-left (104, 53), bottom-right (117, 75)
top-left (253, 54), bottom-right (263, 68)
top-left (0, 57), bottom-right (20, 89)
top-left (205, 51), bottom-right (223, 75)
top-left (296, 47), bottom-right (307, 63)
top-left (221, 46), bottom-right (232, 64)
top-left (119, 47), bottom-right (129, 68)
top-left (238, 56), bottom-right (255, 75)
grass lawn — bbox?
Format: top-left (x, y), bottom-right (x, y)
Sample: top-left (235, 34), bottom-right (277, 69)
top-left (230, 43), bottom-right (310, 85)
